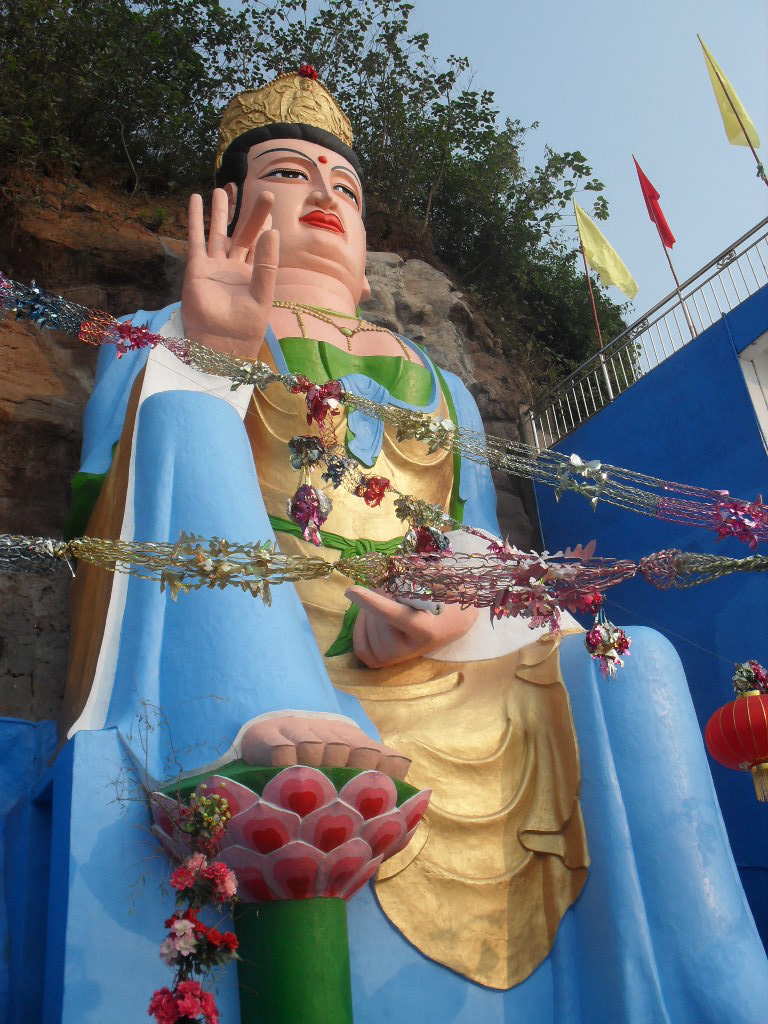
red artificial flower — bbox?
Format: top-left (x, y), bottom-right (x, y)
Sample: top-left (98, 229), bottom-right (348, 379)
top-left (299, 64), bottom-right (319, 80)
top-left (176, 980), bottom-right (219, 1024)
top-left (148, 987), bottom-right (178, 1024)
top-left (289, 375), bottom-right (343, 429)
top-left (578, 591), bottom-right (604, 616)
top-left (355, 476), bottom-right (391, 508)
top-left (615, 629), bottom-right (631, 655)
top-left (411, 526), bottom-right (449, 554)
top-left (197, 830), bottom-right (224, 858)
top-left (585, 626), bottom-right (603, 653)
top-left (288, 484), bottom-right (332, 545)
top-left (306, 380), bottom-right (343, 430)
top-left (203, 859), bottom-right (237, 900)
top-left (170, 863), bottom-right (196, 892)
top-left (149, 980), bottom-right (220, 1024)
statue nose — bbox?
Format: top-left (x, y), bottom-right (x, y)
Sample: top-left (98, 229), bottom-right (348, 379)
top-left (309, 184), bottom-right (335, 208)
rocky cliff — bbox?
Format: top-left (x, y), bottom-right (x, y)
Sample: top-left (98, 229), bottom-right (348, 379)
top-left (0, 175), bottom-right (538, 723)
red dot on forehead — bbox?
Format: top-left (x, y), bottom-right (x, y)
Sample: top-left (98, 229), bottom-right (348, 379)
top-left (318, 155), bottom-right (328, 164)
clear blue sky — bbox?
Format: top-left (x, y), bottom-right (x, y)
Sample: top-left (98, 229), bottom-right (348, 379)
top-left (407, 0), bottom-right (768, 318)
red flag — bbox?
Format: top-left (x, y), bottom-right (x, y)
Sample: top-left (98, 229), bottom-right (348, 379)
top-left (633, 157), bottom-right (676, 248)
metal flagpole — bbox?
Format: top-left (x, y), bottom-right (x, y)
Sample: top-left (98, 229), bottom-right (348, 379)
top-left (699, 35), bottom-right (768, 188)
top-left (648, 205), bottom-right (697, 339)
top-left (580, 242), bottom-right (614, 401)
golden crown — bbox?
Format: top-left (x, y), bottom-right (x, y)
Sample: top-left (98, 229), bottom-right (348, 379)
top-left (215, 66), bottom-right (354, 171)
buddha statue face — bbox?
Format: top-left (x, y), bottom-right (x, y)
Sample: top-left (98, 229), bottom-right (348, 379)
top-left (224, 138), bottom-right (369, 304)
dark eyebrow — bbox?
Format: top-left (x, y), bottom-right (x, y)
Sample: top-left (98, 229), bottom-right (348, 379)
top-left (332, 164), bottom-right (362, 188)
top-left (251, 147), bottom-right (318, 168)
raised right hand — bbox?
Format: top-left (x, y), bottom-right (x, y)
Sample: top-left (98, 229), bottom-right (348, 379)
top-left (181, 188), bottom-right (279, 359)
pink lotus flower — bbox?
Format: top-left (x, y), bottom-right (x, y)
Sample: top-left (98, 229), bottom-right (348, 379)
top-left (152, 767), bottom-right (430, 903)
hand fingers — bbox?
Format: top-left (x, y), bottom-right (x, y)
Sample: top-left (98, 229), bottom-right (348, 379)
top-left (249, 228), bottom-right (279, 309)
top-left (352, 602), bottom-right (414, 668)
top-left (187, 194), bottom-right (206, 255)
top-left (346, 587), bottom-right (433, 640)
top-left (207, 188), bottom-right (230, 258)
top-left (230, 190), bottom-right (274, 258)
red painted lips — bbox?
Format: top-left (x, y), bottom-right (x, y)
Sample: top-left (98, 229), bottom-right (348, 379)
top-left (300, 210), bottom-right (344, 233)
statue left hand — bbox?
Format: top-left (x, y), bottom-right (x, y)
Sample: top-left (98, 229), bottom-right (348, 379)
top-left (346, 586), bottom-right (478, 668)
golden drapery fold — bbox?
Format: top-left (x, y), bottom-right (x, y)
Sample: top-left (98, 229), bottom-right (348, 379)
top-left (338, 636), bottom-right (589, 990)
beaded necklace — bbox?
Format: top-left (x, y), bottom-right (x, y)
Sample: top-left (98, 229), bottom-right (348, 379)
top-left (272, 299), bottom-right (412, 360)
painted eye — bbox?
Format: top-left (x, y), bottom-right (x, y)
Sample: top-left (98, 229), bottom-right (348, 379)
top-left (263, 168), bottom-right (309, 180)
top-left (333, 183), bottom-right (360, 207)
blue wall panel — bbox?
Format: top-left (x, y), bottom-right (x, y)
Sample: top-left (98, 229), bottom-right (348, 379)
top-left (535, 284), bottom-right (768, 943)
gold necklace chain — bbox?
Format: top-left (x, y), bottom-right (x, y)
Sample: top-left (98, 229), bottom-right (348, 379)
top-left (273, 299), bottom-right (412, 360)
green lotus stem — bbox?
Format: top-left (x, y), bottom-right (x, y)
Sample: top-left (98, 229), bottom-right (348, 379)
top-left (234, 898), bottom-right (353, 1024)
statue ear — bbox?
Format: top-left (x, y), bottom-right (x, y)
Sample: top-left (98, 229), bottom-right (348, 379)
top-left (359, 274), bottom-right (372, 303)
top-left (224, 183), bottom-right (239, 226)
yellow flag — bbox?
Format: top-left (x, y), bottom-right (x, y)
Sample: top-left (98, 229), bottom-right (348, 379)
top-left (573, 202), bottom-right (638, 300)
top-left (698, 35), bottom-right (760, 149)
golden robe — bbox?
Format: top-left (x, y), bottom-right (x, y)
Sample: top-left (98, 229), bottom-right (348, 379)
top-left (246, 344), bottom-right (589, 989)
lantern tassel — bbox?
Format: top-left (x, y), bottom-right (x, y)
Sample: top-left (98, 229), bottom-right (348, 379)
top-left (752, 764), bottom-right (768, 802)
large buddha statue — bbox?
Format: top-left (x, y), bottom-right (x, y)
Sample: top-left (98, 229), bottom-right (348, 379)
top-left (53, 68), bottom-right (768, 1022)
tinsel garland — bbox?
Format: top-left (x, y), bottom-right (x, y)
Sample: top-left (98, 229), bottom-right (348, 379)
top-left (2, 273), bottom-right (767, 549)
top-left (2, 532), bottom-right (767, 625)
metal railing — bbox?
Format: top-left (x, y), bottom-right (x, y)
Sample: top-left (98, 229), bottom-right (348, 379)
top-left (526, 216), bottom-right (768, 449)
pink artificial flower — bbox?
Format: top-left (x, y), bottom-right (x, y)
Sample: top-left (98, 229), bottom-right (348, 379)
top-left (171, 852), bottom-right (208, 892)
top-left (204, 860), bottom-right (237, 901)
top-left (172, 930), bottom-right (197, 957)
top-left (158, 938), bottom-right (178, 967)
top-left (176, 980), bottom-right (219, 1024)
top-left (170, 918), bottom-right (195, 937)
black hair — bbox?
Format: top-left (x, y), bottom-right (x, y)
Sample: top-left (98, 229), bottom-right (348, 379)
top-left (215, 122), bottom-right (365, 232)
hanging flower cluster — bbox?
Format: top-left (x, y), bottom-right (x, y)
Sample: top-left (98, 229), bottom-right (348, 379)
top-left (291, 375), bottom-right (343, 431)
top-left (732, 659), bottom-right (768, 696)
top-left (585, 611), bottom-right (631, 678)
top-left (400, 525), bottom-right (452, 556)
top-left (287, 484), bottom-right (333, 545)
top-left (148, 980), bottom-right (219, 1024)
top-left (148, 789), bottom-right (239, 1024)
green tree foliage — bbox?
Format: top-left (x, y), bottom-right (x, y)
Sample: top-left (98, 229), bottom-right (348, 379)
top-left (0, 0), bottom-right (250, 186)
top-left (2, 0), bottom-right (628, 380)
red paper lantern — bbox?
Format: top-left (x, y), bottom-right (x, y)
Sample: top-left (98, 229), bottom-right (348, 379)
top-left (705, 691), bottom-right (768, 801)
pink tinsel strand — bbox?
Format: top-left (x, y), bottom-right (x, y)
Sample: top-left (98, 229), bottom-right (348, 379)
top-left (79, 314), bottom-right (190, 362)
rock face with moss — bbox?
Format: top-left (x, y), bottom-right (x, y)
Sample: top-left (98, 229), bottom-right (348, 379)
top-left (0, 178), bottom-right (537, 723)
